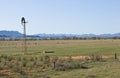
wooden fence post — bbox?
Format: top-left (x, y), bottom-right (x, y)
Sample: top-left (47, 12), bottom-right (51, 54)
top-left (115, 52), bottom-right (117, 60)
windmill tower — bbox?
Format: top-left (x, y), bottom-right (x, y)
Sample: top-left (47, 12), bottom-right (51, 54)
top-left (21, 17), bottom-right (27, 54)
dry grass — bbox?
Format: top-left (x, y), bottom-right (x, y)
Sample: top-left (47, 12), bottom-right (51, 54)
top-left (0, 39), bottom-right (120, 78)
top-left (0, 39), bottom-right (120, 56)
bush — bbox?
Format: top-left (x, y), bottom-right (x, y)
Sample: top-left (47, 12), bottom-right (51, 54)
top-left (55, 59), bottom-right (82, 71)
top-left (0, 66), bottom-right (4, 70)
top-left (22, 61), bottom-right (27, 67)
top-left (16, 57), bottom-right (21, 61)
top-left (7, 62), bottom-right (13, 68)
top-left (40, 56), bottom-right (43, 61)
top-left (22, 57), bottom-right (27, 61)
top-left (43, 55), bottom-right (50, 67)
top-left (1, 55), bottom-right (7, 61)
top-left (0, 73), bottom-right (8, 76)
top-left (7, 56), bottom-right (13, 61)
top-left (30, 57), bottom-right (34, 61)
top-left (33, 61), bottom-right (37, 66)
top-left (91, 54), bottom-right (102, 61)
top-left (12, 65), bottom-right (21, 73)
top-left (51, 56), bottom-right (58, 69)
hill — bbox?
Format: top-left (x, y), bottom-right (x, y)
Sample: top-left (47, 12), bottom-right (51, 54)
top-left (0, 30), bottom-right (120, 39)
top-left (0, 30), bottom-right (22, 37)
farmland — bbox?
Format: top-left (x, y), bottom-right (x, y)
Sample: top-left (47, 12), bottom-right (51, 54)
top-left (0, 39), bottom-right (120, 55)
top-left (0, 39), bottom-right (120, 78)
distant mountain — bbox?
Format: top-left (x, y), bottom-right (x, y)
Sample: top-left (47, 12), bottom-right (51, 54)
top-left (36, 33), bottom-right (120, 38)
top-left (98, 33), bottom-right (120, 38)
top-left (0, 30), bottom-right (22, 37)
top-left (35, 33), bottom-right (120, 39)
top-left (0, 30), bottom-right (120, 39)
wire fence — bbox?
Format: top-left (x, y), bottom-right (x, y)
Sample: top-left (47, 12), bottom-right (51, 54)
top-left (0, 40), bottom-right (40, 54)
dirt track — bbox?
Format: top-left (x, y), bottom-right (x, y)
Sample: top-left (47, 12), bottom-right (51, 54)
top-left (62, 55), bottom-right (110, 60)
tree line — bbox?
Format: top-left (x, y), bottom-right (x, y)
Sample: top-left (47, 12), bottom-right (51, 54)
top-left (0, 36), bottom-right (120, 41)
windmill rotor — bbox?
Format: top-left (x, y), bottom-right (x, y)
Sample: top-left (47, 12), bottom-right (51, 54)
top-left (21, 17), bottom-right (27, 25)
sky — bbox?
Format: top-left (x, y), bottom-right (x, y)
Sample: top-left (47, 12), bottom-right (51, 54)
top-left (0, 0), bottom-right (120, 35)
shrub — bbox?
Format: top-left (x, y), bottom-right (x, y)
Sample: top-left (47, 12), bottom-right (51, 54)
top-left (0, 73), bottom-right (8, 76)
top-left (0, 58), bottom-right (1, 62)
top-left (7, 56), bottom-right (13, 61)
top-left (16, 57), bottom-right (21, 61)
top-left (22, 61), bottom-right (27, 67)
top-left (12, 65), bottom-right (21, 73)
top-left (35, 57), bottom-right (38, 61)
top-left (22, 57), bottom-right (27, 61)
top-left (0, 66), bottom-right (4, 70)
top-left (55, 59), bottom-right (82, 71)
top-left (51, 56), bottom-right (58, 69)
top-left (91, 54), bottom-right (102, 61)
top-left (30, 57), bottom-right (34, 61)
top-left (43, 55), bottom-right (50, 67)
top-left (1, 55), bottom-right (7, 61)
top-left (40, 56), bottom-right (44, 61)
top-left (7, 62), bottom-right (13, 68)
top-left (33, 61), bottom-right (37, 66)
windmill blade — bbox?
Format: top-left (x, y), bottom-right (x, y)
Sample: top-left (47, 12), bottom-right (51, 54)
top-left (21, 17), bottom-right (25, 25)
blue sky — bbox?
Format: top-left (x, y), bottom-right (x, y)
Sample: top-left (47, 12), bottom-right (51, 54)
top-left (0, 0), bottom-right (120, 35)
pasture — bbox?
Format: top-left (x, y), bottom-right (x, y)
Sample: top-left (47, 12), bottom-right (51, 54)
top-left (0, 39), bottom-right (120, 56)
top-left (0, 39), bottom-right (120, 78)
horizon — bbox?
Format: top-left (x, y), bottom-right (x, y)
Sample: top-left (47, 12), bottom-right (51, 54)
top-left (0, 30), bottom-right (120, 35)
top-left (0, 0), bottom-right (120, 35)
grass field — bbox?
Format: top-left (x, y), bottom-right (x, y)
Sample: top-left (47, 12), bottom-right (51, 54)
top-left (0, 39), bottom-right (120, 78)
top-left (0, 39), bottom-right (120, 56)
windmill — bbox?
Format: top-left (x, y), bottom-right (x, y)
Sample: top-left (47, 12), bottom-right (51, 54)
top-left (21, 17), bottom-right (27, 54)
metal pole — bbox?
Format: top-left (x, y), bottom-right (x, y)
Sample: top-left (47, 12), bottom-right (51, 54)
top-left (23, 22), bottom-right (27, 53)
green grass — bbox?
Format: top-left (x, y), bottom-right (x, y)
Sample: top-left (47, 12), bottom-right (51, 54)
top-left (52, 61), bottom-right (120, 78)
top-left (0, 39), bottom-right (120, 78)
top-left (0, 39), bottom-right (120, 56)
